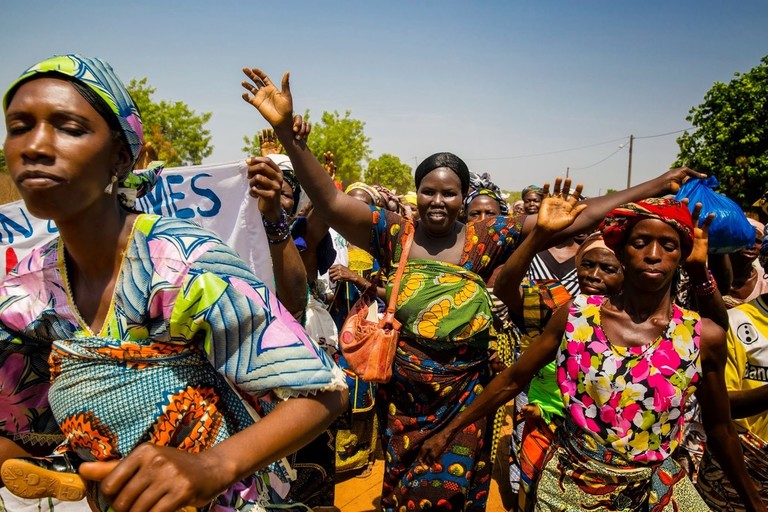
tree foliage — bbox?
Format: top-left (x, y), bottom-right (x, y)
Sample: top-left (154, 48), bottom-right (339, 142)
top-left (674, 55), bottom-right (768, 209)
top-left (305, 110), bottom-right (371, 184)
top-left (0, 148), bottom-right (6, 172)
top-left (364, 154), bottom-right (413, 193)
top-left (127, 78), bottom-right (213, 167)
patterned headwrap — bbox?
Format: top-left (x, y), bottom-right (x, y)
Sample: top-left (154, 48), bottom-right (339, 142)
top-left (522, 184), bottom-right (544, 198)
top-left (4, 54), bottom-right (143, 167)
top-left (266, 154), bottom-right (301, 216)
top-left (753, 190), bottom-right (768, 217)
top-left (599, 198), bottom-right (695, 259)
top-left (4, 54), bottom-right (163, 210)
top-left (345, 182), bottom-right (383, 207)
top-left (464, 188), bottom-right (509, 215)
top-left (468, 172), bottom-right (502, 195)
top-left (760, 224), bottom-right (768, 270)
top-left (575, 232), bottom-right (613, 267)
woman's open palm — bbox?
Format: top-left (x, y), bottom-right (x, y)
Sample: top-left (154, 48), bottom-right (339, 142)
top-left (535, 177), bottom-right (587, 234)
top-left (242, 68), bottom-right (293, 128)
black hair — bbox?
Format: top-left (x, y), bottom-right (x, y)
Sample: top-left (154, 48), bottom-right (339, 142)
top-left (414, 152), bottom-right (470, 195)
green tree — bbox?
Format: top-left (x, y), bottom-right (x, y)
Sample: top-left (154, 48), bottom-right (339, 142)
top-left (674, 55), bottom-right (768, 209)
top-left (363, 154), bottom-right (413, 193)
top-left (0, 148), bottom-right (6, 172)
top-left (306, 110), bottom-right (371, 184)
top-left (127, 78), bottom-right (213, 166)
top-left (242, 109), bottom-right (371, 183)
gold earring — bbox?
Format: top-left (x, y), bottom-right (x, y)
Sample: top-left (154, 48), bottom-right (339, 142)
top-left (104, 175), bottom-right (118, 194)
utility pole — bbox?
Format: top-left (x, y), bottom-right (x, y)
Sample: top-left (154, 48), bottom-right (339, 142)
top-left (566, 167), bottom-right (570, 179)
top-left (626, 134), bottom-right (634, 189)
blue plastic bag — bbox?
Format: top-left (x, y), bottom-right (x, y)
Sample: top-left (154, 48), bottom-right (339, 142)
top-left (674, 176), bottom-right (754, 254)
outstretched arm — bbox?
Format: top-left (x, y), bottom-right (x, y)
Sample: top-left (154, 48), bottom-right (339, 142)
top-left (241, 68), bottom-right (373, 249)
top-left (696, 319), bottom-right (766, 512)
top-left (418, 304), bottom-right (570, 464)
top-left (521, 167), bottom-right (707, 244)
top-left (494, 179), bottom-right (586, 314)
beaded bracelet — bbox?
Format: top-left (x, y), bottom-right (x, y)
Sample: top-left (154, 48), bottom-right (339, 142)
top-left (691, 270), bottom-right (717, 296)
top-left (262, 209), bottom-right (291, 245)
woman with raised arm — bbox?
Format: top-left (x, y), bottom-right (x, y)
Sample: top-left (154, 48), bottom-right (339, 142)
top-left (419, 198), bottom-right (765, 511)
top-left (0, 54), bottom-right (348, 512)
top-left (241, 66), bottom-right (709, 511)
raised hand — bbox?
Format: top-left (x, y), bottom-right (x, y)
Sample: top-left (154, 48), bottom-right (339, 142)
top-left (258, 129), bottom-right (283, 156)
top-left (684, 201), bottom-right (714, 269)
top-left (534, 177), bottom-right (587, 234)
top-left (246, 156), bottom-right (286, 222)
top-left (657, 167), bottom-right (707, 194)
top-left (242, 68), bottom-right (293, 129)
top-left (292, 114), bottom-right (312, 142)
top-left (322, 151), bottom-right (337, 179)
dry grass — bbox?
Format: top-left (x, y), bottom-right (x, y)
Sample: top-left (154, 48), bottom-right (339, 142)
top-left (0, 173), bottom-right (20, 205)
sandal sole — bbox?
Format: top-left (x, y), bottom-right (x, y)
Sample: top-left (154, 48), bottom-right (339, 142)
top-left (1, 459), bottom-right (86, 501)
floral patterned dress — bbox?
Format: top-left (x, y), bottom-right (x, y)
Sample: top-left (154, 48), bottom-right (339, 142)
top-left (368, 207), bottom-right (524, 512)
top-left (0, 214), bottom-right (346, 511)
top-left (534, 294), bottom-right (708, 510)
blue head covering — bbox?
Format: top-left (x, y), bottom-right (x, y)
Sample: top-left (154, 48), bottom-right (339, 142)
top-left (464, 188), bottom-right (509, 215)
top-left (4, 54), bottom-right (144, 167)
top-left (4, 54), bottom-right (163, 209)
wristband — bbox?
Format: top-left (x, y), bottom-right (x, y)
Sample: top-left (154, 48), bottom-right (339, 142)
top-left (262, 209), bottom-right (291, 245)
top-left (691, 270), bottom-right (717, 297)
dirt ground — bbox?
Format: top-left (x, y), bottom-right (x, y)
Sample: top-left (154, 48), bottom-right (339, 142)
top-left (334, 458), bottom-right (505, 511)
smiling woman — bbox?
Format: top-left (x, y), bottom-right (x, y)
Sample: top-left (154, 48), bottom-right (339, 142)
top-left (0, 54), bottom-right (348, 512)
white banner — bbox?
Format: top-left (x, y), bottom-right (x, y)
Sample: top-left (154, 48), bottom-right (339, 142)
top-left (0, 161), bottom-right (274, 287)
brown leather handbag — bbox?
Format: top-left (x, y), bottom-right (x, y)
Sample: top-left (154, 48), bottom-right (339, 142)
top-left (339, 221), bottom-right (414, 383)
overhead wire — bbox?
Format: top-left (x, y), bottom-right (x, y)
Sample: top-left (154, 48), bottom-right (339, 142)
top-left (466, 136), bottom-right (630, 161)
top-left (463, 127), bottom-right (694, 164)
top-left (569, 144), bottom-right (627, 171)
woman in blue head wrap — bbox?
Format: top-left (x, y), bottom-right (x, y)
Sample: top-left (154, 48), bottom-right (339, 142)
top-left (0, 54), bottom-right (347, 511)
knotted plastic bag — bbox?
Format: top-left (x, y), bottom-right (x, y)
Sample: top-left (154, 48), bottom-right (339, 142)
top-left (674, 176), bottom-right (755, 254)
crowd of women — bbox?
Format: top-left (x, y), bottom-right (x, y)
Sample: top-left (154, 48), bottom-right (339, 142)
top-left (0, 53), bottom-right (766, 512)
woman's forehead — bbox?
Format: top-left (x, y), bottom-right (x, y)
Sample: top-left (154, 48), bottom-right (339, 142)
top-left (630, 217), bottom-right (678, 236)
top-left (469, 195), bottom-right (500, 209)
top-left (420, 167), bottom-right (462, 187)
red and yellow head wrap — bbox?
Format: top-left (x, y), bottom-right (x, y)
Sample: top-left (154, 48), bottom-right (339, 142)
top-left (599, 198), bottom-right (695, 259)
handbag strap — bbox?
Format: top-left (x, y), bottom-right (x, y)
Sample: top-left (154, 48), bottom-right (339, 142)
top-left (384, 221), bottom-right (415, 318)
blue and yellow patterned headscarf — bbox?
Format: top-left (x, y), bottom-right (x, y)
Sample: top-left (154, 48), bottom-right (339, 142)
top-left (464, 188), bottom-right (509, 215)
top-left (4, 54), bottom-right (144, 166)
top-left (4, 54), bottom-right (163, 209)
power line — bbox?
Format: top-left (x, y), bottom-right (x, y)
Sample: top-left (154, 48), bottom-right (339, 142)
top-left (569, 144), bottom-right (627, 171)
top-left (634, 127), bottom-right (693, 139)
top-left (464, 127), bottom-right (693, 163)
top-left (467, 136), bottom-right (629, 161)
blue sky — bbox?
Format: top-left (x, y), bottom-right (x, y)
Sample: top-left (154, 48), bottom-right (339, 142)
top-left (2, 1), bottom-right (767, 196)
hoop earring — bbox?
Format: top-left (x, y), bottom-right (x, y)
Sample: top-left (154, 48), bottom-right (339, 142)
top-left (104, 174), bottom-right (118, 195)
